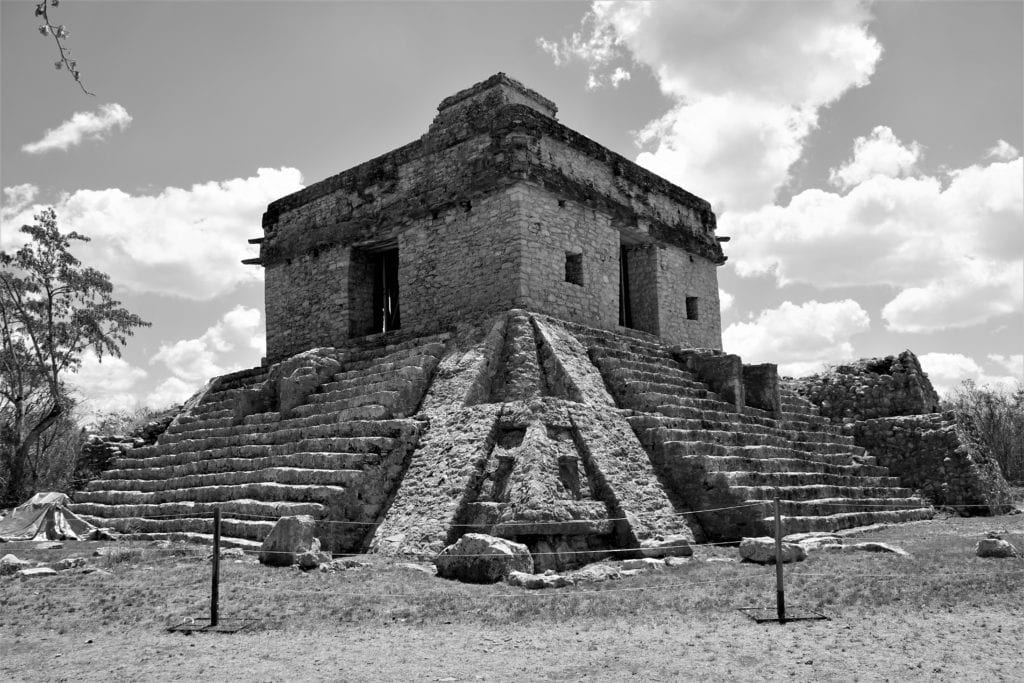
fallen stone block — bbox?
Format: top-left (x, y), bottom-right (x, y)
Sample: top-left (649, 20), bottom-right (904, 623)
top-left (620, 557), bottom-right (666, 572)
top-left (259, 515), bottom-right (321, 567)
top-left (17, 567), bottom-right (58, 579)
top-left (639, 535), bottom-right (693, 558)
top-left (50, 557), bottom-right (88, 571)
top-left (784, 532), bottom-right (844, 552)
top-left (845, 542), bottom-right (910, 557)
top-left (435, 533), bottom-right (533, 583)
top-left (739, 537), bottom-right (807, 564)
top-left (1, 554), bottom-right (32, 576)
top-left (507, 570), bottom-right (573, 589)
top-left (976, 538), bottom-right (1020, 558)
top-left (565, 563), bottom-right (621, 583)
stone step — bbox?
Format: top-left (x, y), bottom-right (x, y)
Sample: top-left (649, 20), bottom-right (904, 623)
top-left (749, 496), bottom-right (929, 517)
top-left (112, 436), bottom-right (403, 471)
top-left (337, 334), bottom-right (450, 364)
top-left (71, 499), bottom-right (327, 520)
top-left (85, 466), bottom-right (366, 493)
top-left (322, 366), bottom-right (429, 394)
top-left (99, 451), bottom-right (377, 481)
top-left (77, 514), bottom-right (275, 540)
top-left (628, 415), bottom-right (857, 446)
top-left (769, 508), bottom-right (935, 535)
top-left (74, 482), bottom-right (349, 506)
top-left (616, 380), bottom-right (715, 400)
top-left (678, 454), bottom-right (890, 478)
top-left (651, 429), bottom-right (863, 457)
top-left (718, 470), bottom-right (902, 489)
top-left (307, 379), bottom-right (418, 405)
top-left (593, 360), bottom-right (702, 387)
top-left (731, 485), bottom-right (919, 502)
top-left (83, 529), bottom-right (264, 550)
top-left (634, 393), bottom-right (729, 412)
top-left (333, 353), bottom-right (441, 383)
top-left (340, 343), bottom-right (447, 374)
top-left (290, 395), bottom-right (398, 419)
top-left (662, 441), bottom-right (871, 466)
top-left (131, 418), bottom-right (417, 457)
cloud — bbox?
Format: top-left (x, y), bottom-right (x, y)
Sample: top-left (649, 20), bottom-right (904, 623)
top-left (988, 354), bottom-right (1024, 379)
top-left (726, 146), bottom-right (1022, 332)
top-left (22, 103), bottom-right (132, 154)
top-left (0, 168), bottom-right (304, 300)
top-left (918, 352), bottom-right (1021, 396)
top-left (987, 140), bottom-right (1021, 161)
top-left (543, 2), bottom-right (881, 211)
top-left (829, 125), bottom-right (921, 189)
top-left (1, 184), bottom-right (39, 222)
top-left (149, 305), bottom-right (266, 403)
top-left (722, 299), bottom-right (870, 376)
top-left (718, 289), bottom-right (734, 312)
top-left (66, 354), bottom-right (147, 418)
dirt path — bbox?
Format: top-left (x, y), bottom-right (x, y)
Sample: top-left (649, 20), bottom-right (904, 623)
top-left (3, 606), bottom-right (1021, 681)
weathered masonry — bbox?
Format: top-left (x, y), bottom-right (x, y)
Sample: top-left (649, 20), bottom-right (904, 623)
top-left (250, 73), bottom-right (726, 362)
top-left (73, 75), bottom-right (946, 564)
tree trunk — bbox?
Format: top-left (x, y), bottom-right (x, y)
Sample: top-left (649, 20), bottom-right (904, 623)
top-left (3, 401), bottom-right (62, 505)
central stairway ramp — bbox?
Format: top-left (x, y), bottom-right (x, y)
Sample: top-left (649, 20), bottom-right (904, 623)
top-left (568, 327), bottom-right (933, 540)
top-left (71, 332), bottom-right (451, 552)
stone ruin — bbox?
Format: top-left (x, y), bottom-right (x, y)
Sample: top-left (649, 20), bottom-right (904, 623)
top-left (72, 74), bottom-right (950, 567)
top-left (789, 351), bottom-right (1014, 515)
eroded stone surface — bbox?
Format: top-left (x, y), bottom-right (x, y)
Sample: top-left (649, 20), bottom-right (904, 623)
top-left (976, 538), bottom-right (1020, 558)
top-left (435, 533), bottom-right (533, 583)
top-left (738, 537), bottom-right (807, 564)
top-left (259, 515), bottom-right (320, 567)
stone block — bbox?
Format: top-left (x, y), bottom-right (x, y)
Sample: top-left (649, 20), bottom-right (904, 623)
top-left (259, 515), bottom-right (321, 567)
top-left (435, 533), bottom-right (533, 583)
top-left (738, 537), bottom-right (806, 564)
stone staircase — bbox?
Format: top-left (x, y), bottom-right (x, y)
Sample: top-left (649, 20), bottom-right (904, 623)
top-left (72, 333), bottom-right (450, 551)
top-left (571, 328), bottom-right (933, 541)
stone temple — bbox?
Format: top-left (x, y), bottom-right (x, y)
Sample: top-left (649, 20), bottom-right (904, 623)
top-left (72, 74), bottom-right (939, 565)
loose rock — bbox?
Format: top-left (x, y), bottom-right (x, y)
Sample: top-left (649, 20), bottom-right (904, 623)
top-left (435, 533), bottom-right (533, 583)
top-left (639, 535), bottom-right (693, 558)
top-left (846, 542), bottom-right (910, 557)
top-left (16, 567), bottom-right (58, 579)
top-left (738, 537), bottom-right (807, 564)
top-left (259, 515), bottom-right (321, 567)
top-left (1, 554), bottom-right (32, 576)
top-left (976, 538), bottom-right (1020, 558)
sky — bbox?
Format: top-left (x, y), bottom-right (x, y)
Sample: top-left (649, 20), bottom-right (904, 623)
top-left (1, 1), bottom-right (1021, 420)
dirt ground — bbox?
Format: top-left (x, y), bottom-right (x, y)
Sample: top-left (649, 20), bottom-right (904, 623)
top-left (2, 605), bottom-right (1022, 682)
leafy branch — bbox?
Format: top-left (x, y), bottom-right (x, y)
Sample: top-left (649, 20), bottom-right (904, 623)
top-left (35, 0), bottom-right (93, 96)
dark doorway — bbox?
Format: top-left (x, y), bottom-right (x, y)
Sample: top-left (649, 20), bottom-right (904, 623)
top-left (619, 245), bottom-right (633, 328)
top-left (372, 248), bottom-right (400, 333)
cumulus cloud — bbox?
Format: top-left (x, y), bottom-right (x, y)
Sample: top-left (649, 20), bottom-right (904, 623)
top-left (66, 354), bottom-right (148, 418)
top-left (726, 141), bottom-right (1023, 332)
top-left (718, 289), bottom-right (734, 312)
top-left (722, 299), bottom-right (871, 376)
top-left (542, 2), bottom-right (881, 211)
top-left (829, 125), bottom-right (921, 189)
top-left (0, 168), bottom-right (303, 300)
top-left (1, 184), bottom-right (39, 222)
top-left (988, 353), bottom-right (1024, 379)
top-left (22, 103), bottom-right (132, 154)
top-left (918, 352), bottom-right (1022, 396)
top-left (987, 140), bottom-right (1021, 161)
top-left (148, 305), bottom-right (266, 404)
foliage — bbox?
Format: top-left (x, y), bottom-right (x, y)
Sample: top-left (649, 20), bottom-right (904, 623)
top-left (944, 380), bottom-right (1024, 484)
top-left (0, 208), bottom-right (149, 505)
top-left (34, 0), bottom-right (92, 95)
top-left (87, 404), bottom-right (178, 437)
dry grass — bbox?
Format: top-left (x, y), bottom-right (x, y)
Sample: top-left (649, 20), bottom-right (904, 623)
top-left (1, 515), bottom-right (1021, 634)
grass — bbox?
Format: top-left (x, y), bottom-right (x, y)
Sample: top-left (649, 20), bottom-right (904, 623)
top-left (1, 514), bottom-right (1021, 635)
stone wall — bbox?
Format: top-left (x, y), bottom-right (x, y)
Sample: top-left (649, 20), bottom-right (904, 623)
top-left (793, 350), bottom-right (940, 422)
top-left (258, 74), bottom-right (726, 361)
top-left (851, 413), bottom-right (1014, 515)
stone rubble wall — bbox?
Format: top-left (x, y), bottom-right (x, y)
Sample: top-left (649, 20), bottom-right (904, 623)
top-left (792, 350), bottom-right (940, 422)
top-left (75, 413), bottom-right (177, 488)
top-left (850, 413), bottom-right (1014, 514)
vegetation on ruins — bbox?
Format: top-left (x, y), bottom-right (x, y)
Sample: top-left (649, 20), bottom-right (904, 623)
top-left (0, 208), bottom-right (149, 506)
top-left (32, 0), bottom-right (92, 95)
top-left (946, 380), bottom-right (1024, 484)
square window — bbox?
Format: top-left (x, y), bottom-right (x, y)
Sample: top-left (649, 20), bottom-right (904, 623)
top-left (686, 296), bottom-right (699, 320)
top-left (565, 252), bottom-right (583, 286)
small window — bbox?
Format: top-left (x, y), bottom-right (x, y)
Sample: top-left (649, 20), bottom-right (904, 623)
top-left (686, 296), bottom-right (699, 320)
top-left (565, 252), bottom-right (583, 286)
